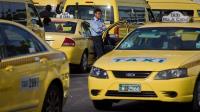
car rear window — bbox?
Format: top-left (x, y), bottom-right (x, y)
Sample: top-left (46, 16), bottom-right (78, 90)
top-left (0, 1), bottom-right (27, 25)
top-left (44, 21), bottom-right (77, 34)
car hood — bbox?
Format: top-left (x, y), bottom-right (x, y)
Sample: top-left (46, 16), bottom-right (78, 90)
top-left (93, 50), bottom-right (199, 71)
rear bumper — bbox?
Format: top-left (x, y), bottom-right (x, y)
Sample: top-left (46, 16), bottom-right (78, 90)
top-left (57, 47), bottom-right (83, 65)
top-left (88, 71), bottom-right (197, 102)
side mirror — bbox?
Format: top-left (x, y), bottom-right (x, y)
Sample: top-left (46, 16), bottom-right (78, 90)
top-left (104, 45), bottom-right (114, 53)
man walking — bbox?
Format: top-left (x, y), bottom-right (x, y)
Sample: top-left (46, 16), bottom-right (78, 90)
top-left (90, 8), bottom-right (106, 58)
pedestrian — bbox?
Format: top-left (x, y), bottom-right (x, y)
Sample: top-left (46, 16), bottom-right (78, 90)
top-left (90, 8), bottom-right (107, 59)
top-left (40, 5), bottom-right (56, 18)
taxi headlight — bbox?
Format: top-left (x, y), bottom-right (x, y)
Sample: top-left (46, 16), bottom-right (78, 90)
top-left (90, 67), bottom-right (108, 79)
top-left (155, 69), bottom-right (188, 80)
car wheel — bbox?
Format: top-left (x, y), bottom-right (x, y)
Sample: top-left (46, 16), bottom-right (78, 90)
top-left (42, 84), bottom-right (63, 112)
top-left (193, 79), bottom-right (200, 112)
top-left (80, 51), bottom-right (88, 73)
top-left (92, 100), bottom-right (113, 110)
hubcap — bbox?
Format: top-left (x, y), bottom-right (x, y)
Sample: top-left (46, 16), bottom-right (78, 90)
top-left (46, 89), bottom-right (61, 112)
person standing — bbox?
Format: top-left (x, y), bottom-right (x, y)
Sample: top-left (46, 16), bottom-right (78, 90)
top-left (40, 5), bottom-right (56, 18)
top-left (90, 8), bottom-right (107, 58)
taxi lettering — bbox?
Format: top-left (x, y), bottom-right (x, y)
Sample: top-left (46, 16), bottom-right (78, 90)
top-left (112, 57), bottom-right (166, 63)
top-left (162, 11), bottom-right (190, 23)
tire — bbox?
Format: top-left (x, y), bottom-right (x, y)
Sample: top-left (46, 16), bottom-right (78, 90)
top-left (193, 79), bottom-right (200, 112)
top-left (92, 100), bottom-right (113, 110)
top-left (79, 51), bottom-right (88, 73)
top-left (42, 84), bottom-right (63, 112)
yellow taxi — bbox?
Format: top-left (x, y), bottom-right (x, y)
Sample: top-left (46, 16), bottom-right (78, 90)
top-left (0, 19), bottom-right (69, 112)
top-left (89, 12), bottom-right (200, 112)
top-left (45, 18), bottom-right (94, 72)
top-left (44, 18), bottom-right (135, 72)
top-left (0, 0), bottom-right (45, 39)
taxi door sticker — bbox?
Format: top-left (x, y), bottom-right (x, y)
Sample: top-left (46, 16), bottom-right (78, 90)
top-left (112, 57), bottom-right (166, 63)
top-left (21, 76), bottom-right (40, 90)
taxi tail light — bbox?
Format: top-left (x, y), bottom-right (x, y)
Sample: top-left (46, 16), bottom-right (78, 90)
top-left (114, 26), bottom-right (119, 38)
top-left (62, 38), bottom-right (75, 46)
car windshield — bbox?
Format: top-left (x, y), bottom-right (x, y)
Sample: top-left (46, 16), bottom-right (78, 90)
top-left (66, 5), bottom-right (114, 24)
top-left (44, 21), bottom-right (77, 34)
top-left (117, 27), bottom-right (200, 50)
top-left (152, 10), bottom-right (194, 22)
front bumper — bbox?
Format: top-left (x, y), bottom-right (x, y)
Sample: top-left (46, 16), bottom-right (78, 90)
top-left (88, 71), bottom-right (197, 102)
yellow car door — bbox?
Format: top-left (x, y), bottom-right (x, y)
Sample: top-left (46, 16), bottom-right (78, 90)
top-left (0, 23), bottom-right (48, 112)
top-left (103, 21), bottom-right (137, 46)
top-left (27, 4), bottom-right (45, 40)
top-left (81, 21), bottom-right (95, 65)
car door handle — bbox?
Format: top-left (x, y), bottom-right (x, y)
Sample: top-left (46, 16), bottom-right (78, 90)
top-left (5, 66), bottom-right (14, 72)
top-left (40, 58), bottom-right (48, 64)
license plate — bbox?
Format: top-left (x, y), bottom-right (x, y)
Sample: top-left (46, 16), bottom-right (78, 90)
top-left (119, 84), bottom-right (141, 93)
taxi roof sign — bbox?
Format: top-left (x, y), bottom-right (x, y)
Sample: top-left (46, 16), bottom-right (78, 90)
top-left (162, 11), bottom-right (191, 23)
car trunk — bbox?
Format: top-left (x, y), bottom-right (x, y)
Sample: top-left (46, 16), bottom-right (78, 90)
top-left (45, 32), bottom-right (76, 49)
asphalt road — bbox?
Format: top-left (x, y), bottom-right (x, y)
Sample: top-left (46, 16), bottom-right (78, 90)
top-left (63, 73), bottom-right (193, 112)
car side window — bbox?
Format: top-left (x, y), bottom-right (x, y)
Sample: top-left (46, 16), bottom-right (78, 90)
top-left (0, 2), bottom-right (27, 25)
top-left (198, 10), bottom-right (200, 17)
top-left (28, 4), bottom-right (43, 27)
top-left (0, 29), bottom-right (6, 59)
top-left (82, 22), bottom-right (91, 37)
top-left (0, 23), bottom-right (47, 58)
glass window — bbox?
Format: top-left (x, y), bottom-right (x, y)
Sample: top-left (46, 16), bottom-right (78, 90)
top-left (28, 4), bottom-right (43, 27)
top-left (118, 6), bottom-right (146, 24)
top-left (45, 21), bottom-right (77, 34)
top-left (81, 22), bottom-right (91, 37)
top-left (0, 29), bottom-right (6, 59)
top-left (66, 5), bottom-right (114, 24)
top-left (147, 9), bottom-right (155, 22)
top-left (117, 27), bottom-right (200, 50)
top-left (0, 1), bottom-right (27, 25)
top-left (0, 23), bottom-right (47, 58)
top-left (152, 10), bottom-right (194, 22)
top-left (198, 10), bottom-right (200, 17)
